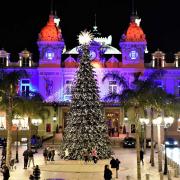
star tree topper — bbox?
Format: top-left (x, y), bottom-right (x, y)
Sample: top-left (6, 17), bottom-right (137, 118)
top-left (78, 30), bottom-right (94, 45)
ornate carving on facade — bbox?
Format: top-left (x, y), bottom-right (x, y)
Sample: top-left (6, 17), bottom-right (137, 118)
top-left (44, 76), bottom-right (53, 96)
top-left (64, 55), bottom-right (78, 68)
top-left (105, 55), bottom-right (119, 68)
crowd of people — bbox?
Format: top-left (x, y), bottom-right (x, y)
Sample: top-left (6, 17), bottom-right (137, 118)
top-left (43, 147), bottom-right (55, 164)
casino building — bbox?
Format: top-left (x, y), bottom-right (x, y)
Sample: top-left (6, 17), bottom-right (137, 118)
top-left (0, 12), bottom-right (180, 142)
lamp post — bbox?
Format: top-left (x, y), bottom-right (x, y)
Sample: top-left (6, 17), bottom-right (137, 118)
top-left (163, 116), bottom-right (174, 175)
top-left (139, 118), bottom-right (149, 154)
top-left (153, 116), bottom-right (163, 172)
top-left (12, 118), bottom-right (21, 163)
top-left (31, 119), bottom-right (42, 153)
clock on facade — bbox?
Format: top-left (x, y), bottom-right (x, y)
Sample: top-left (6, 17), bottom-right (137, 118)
top-left (90, 50), bottom-right (96, 60)
top-left (46, 51), bottom-right (54, 60)
top-left (129, 50), bottom-right (138, 60)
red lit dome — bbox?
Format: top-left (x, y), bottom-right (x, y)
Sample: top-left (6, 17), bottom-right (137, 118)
top-left (125, 22), bottom-right (146, 42)
top-left (39, 15), bottom-right (62, 41)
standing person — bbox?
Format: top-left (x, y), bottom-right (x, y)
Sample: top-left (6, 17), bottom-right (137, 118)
top-left (140, 149), bottom-right (144, 165)
top-left (51, 148), bottom-right (55, 161)
top-left (23, 149), bottom-right (29, 169)
top-left (110, 157), bottom-right (116, 179)
top-left (28, 149), bottom-right (35, 168)
top-left (0, 164), bottom-right (10, 180)
top-left (64, 148), bottom-right (69, 160)
top-left (1, 147), bottom-right (6, 160)
top-left (48, 147), bottom-right (52, 161)
top-left (83, 149), bottom-right (89, 164)
top-left (91, 148), bottom-right (98, 164)
top-left (115, 158), bottom-right (120, 178)
top-left (104, 165), bottom-right (112, 180)
top-left (43, 147), bottom-right (48, 164)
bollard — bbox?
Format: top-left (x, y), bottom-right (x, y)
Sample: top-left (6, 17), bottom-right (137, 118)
top-left (146, 174), bottom-right (150, 180)
top-left (160, 172), bottom-right (163, 180)
top-left (168, 170), bottom-right (172, 180)
top-left (126, 175), bottom-right (130, 180)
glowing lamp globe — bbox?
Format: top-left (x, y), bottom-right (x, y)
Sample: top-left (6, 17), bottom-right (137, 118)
top-left (78, 31), bottom-right (93, 45)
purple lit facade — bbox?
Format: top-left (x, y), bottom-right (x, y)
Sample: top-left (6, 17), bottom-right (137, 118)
top-left (0, 14), bottom-right (180, 140)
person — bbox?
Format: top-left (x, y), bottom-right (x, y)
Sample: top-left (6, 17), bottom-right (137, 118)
top-left (83, 149), bottom-right (89, 164)
top-left (1, 147), bottom-right (6, 160)
top-left (51, 148), bottom-right (55, 161)
top-left (104, 164), bottom-right (112, 180)
top-left (23, 149), bottom-right (29, 169)
top-left (1, 164), bottom-right (10, 180)
top-left (43, 147), bottom-right (48, 164)
top-left (64, 148), bottom-right (69, 160)
top-left (140, 149), bottom-right (144, 165)
top-left (47, 147), bottom-right (52, 161)
top-left (115, 158), bottom-right (121, 178)
top-left (28, 149), bottom-right (35, 168)
top-left (110, 157), bottom-right (117, 179)
top-left (91, 148), bottom-right (98, 164)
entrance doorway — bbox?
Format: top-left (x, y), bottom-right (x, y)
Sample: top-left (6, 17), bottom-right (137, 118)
top-left (105, 110), bottom-right (120, 137)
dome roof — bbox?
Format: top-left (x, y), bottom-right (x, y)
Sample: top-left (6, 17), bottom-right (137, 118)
top-left (125, 22), bottom-right (146, 42)
top-left (0, 49), bottom-right (9, 58)
top-left (64, 55), bottom-right (77, 68)
top-left (39, 15), bottom-right (62, 41)
top-left (19, 49), bottom-right (31, 58)
top-left (105, 55), bottom-right (119, 68)
top-left (65, 45), bottom-right (121, 55)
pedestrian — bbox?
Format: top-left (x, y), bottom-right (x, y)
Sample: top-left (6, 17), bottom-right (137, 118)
top-left (104, 164), bottom-right (112, 180)
top-left (1, 147), bottom-right (6, 160)
top-left (140, 149), bottom-right (144, 165)
top-left (28, 149), bottom-right (35, 168)
top-left (47, 147), bottom-right (52, 161)
top-left (43, 147), bottom-right (48, 164)
top-left (83, 149), bottom-right (89, 164)
top-left (23, 149), bottom-right (29, 169)
top-left (91, 148), bottom-right (98, 164)
top-left (51, 148), bottom-right (55, 161)
top-left (110, 157), bottom-right (116, 179)
top-left (0, 164), bottom-right (10, 180)
top-left (115, 158), bottom-right (121, 178)
top-left (64, 148), bottom-right (69, 160)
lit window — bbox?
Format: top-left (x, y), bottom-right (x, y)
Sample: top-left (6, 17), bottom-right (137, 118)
top-left (0, 115), bottom-right (6, 129)
top-left (64, 80), bottom-right (72, 101)
top-left (46, 52), bottom-right (54, 60)
top-left (155, 80), bottom-right (163, 89)
top-left (129, 50), bottom-right (138, 60)
top-left (109, 81), bottom-right (117, 94)
top-left (178, 81), bottom-right (180, 96)
top-left (21, 79), bottom-right (30, 97)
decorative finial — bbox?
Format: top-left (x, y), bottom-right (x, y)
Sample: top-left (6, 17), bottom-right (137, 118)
top-left (50, 0), bottom-right (54, 15)
top-left (78, 30), bottom-right (94, 45)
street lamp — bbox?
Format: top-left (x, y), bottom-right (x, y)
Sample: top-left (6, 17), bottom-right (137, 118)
top-left (139, 118), bottom-right (149, 153)
top-left (31, 119), bottom-right (42, 153)
top-left (163, 116), bottom-right (174, 175)
top-left (12, 118), bottom-right (22, 163)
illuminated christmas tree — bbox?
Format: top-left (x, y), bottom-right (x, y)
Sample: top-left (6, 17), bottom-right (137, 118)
top-left (61, 31), bottom-right (111, 160)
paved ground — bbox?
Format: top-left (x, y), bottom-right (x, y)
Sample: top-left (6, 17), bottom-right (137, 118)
top-left (0, 145), bottom-right (180, 180)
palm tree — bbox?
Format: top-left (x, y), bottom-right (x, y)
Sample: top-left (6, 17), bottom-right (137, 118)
top-left (102, 70), bottom-right (167, 179)
top-left (16, 92), bottom-right (50, 149)
top-left (0, 70), bottom-right (28, 166)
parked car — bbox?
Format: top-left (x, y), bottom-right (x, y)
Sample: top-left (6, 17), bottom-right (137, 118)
top-left (123, 137), bottom-right (136, 148)
top-left (0, 137), bottom-right (6, 147)
top-left (165, 138), bottom-right (178, 147)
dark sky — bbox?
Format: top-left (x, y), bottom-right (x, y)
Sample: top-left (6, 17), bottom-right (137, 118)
top-left (0, 0), bottom-right (180, 61)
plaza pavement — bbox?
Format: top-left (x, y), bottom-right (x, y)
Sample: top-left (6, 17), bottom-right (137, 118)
top-left (0, 145), bottom-right (180, 180)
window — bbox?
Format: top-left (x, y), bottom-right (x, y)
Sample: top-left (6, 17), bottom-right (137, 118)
top-left (46, 51), bottom-right (54, 60)
top-left (109, 81), bottom-right (117, 94)
top-left (0, 57), bottom-right (6, 67)
top-left (155, 80), bottom-right (163, 89)
top-left (21, 79), bottom-right (30, 97)
top-left (64, 80), bottom-right (72, 101)
top-left (178, 81), bottom-right (180, 96)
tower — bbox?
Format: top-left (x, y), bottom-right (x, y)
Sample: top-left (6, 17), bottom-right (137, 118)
top-left (37, 14), bottom-right (65, 67)
top-left (119, 12), bottom-right (146, 67)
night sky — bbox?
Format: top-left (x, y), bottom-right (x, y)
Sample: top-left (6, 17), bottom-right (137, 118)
top-left (0, 0), bottom-right (180, 62)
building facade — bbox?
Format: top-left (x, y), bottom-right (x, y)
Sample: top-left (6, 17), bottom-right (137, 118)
top-left (0, 13), bottom-right (180, 142)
